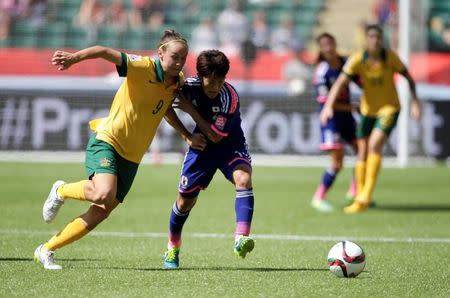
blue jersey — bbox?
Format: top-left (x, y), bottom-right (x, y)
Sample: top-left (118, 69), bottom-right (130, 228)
top-left (313, 56), bottom-right (351, 107)
top-left (182, 77), bottom-right (246, 150)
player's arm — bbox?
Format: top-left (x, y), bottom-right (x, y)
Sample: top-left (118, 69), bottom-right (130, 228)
top-left (173, 94), bottom-right (224, 144)
top-left (400, 69), bottom-right (421, 120)
top-left (319, 73), bottom-right (351, 124)
top-left (164, 107), bottom-right (207, 151)
top-left (51, 46), bottom-right (122, 71)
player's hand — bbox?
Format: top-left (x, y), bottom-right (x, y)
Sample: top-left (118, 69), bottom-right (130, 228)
top-left (173, 95), bottom-right (195, 115)
top-left (187, 133), bottom-right (207, 151)
top-left (411, 99), bottom-right (421, 121)
top-left (52, 50), bottom-right (78, 71)
top-left (320, 105), bottom-right (333, 125)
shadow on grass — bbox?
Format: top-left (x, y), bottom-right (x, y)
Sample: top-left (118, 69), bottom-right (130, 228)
top-left (375, 204), bottom-right (450, 212)
top-left (101, 266), bottom-right (329, 272)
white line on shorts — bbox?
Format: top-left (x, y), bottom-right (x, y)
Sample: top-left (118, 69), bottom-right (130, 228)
top-left (1, 229), bottom-right (450, 244)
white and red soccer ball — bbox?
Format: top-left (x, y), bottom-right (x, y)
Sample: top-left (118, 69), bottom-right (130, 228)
top-left (327, 241), bottom-right (366, 278)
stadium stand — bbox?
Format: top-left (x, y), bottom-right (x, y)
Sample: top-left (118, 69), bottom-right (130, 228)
top-left (1, 0), bottom-right (325, 50)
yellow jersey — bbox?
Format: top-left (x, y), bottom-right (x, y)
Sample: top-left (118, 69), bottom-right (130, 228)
top-left (90, 53), bottom-right (184, 163)
top-left (343, 48), bottom-right (406, 117)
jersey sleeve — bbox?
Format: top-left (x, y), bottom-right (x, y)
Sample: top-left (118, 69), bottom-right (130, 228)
top-left (343, 53), bottom-right (361, 77)
top-left (389, 50), bottom-right (407, 74)
top-left (211, 83), bottom-right (239, 137)
top-left (312, 62), bottom-right (329, 103)
top-left (116, 52), bottom-right (150, 77)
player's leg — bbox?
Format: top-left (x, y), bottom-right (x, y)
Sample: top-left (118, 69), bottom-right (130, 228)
top-left (42, 135), bottom-right (119, 223)
top-left (163, 150), bottom-right (215, 268)
top-left (312, 149), bottom-right (343, 212)
top-left (231, 163), bottom-right (255, 258)
top-left (345, 112), bottom-right (399, 213)
top-left (345, 141), bottom-right (358, 203)
top-left (36, 144), bottom-right (138, 269)
top-left (313, 117), bottom-right (344, 211)
top-left (35, 179), bottom-right (120, 270)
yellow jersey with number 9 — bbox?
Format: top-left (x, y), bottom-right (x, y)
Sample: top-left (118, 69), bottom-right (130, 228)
top-left (90, 52), bottom-right (184, 163)
top-left (343, 48), bottom-right (406, 117)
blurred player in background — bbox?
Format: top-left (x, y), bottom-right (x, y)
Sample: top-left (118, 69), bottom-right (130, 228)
top-left (320, 25), bottom-right (421, 213)
top-left (163, 50), bottom-right (255, 268)
top-left (34, 29), bottom-right (207, 270)
top-left (311, 33), bottom-right (358, 212)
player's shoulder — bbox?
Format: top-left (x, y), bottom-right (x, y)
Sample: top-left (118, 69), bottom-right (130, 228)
top-left (385, 48), bottom-right (400, 61)
top-left (348, 50), bottom-right (364, 62)
top-left (220, 81), bottom-right (239, 113)
top-left (314, 61), bottom-right (330, 78)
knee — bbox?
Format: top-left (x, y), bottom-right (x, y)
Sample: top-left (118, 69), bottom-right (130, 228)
top-left (91, 188), bottom-right (116, 205)
top-left (332, 161), bottom-right (343, 172)
top-left (234, 171), bottom-right (252, 189)
top-left (177, 196), bottom-right (196, 212)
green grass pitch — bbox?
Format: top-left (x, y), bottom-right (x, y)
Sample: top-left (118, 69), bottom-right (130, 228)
top-left (0, 161), bottom-right (449, 297)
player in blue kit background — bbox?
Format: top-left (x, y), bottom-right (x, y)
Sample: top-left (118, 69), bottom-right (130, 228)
top-left (163, 50), bottom-right (255, 268)
top-left (311, 33), bottom-right (358, 212)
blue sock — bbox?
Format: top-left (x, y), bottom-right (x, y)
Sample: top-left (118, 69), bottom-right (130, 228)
top-left (235, 188), bottom-right (254, 238)
top-left (314, 168), bottom-right (339, 200)
top-left (168, 202), bottom-right (190, 248)
top-left (322, 168), bottom-right (339, 188)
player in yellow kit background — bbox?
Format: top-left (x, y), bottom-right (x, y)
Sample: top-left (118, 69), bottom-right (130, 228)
top-left (34, 29), bottom-right (207, 269)
top-left (320, 24), bottom-right (421, 213)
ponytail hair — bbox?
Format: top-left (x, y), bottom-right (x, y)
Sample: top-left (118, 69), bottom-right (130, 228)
top-left (157, 29), bottom-right (188, 51)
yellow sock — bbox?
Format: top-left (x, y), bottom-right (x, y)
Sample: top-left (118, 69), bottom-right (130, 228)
top-left (359, 153), bottom-right (382, 204)
top-left (355, 161), bottom-right (366, 196)
top-left (44, 218), bottom-right (89, 251)
top-left (57, 180), bottom-right (88, 201)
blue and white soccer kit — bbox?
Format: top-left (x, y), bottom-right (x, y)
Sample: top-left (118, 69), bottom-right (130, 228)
top-left (313, 56), bottom-right (356, 150)
top-left (178, 77), bottom-right (251, 198)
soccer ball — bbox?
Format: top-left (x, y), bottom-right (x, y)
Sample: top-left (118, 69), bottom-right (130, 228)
top-left (327, 241), bottom-right (366, 278)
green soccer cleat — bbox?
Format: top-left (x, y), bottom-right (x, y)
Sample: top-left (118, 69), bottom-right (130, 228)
top-left (311, 199), bottom-right (334, 212)
top-left (345, 192), bottom-right (356, 204)
top-left (234, 236), bottom-right (255, 258)
top-left (163, 247), bottom-right (180, 269)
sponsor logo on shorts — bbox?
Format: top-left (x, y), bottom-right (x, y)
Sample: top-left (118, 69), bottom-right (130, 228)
top-left (100, 157), bottom-right (112, 168)
top-left (215, 115), bottom-right (227, 130)
top-left (212, 106), bottom-right (220, 113)
top-left (180, 175), bottom-right (188, 187)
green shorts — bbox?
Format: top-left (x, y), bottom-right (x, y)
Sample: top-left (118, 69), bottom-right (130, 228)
top-left (85, 134), bottom-right (139, 202)
top-left (356, 112), bottom-right (399, 139)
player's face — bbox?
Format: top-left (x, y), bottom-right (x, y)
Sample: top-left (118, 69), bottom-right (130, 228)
top-left (366, 29), bottom-right (383, 52)
top-left (158, 41), bottom-right (188, 77)
top-left (318, 37), bottom-right (337, 60)
top-left (201, 75), bottom-right (226, 99)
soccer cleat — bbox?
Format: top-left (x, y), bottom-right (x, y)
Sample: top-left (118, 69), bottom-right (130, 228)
top-left (343, 200), bottom-right (369, 214)
top-left (345, 192), bottom-right (355, 204)
top-left (311, 199), bottom-right (334, 212)
top-left (43, 180), bottom-right (66, 223)
top-left (234, 236), bottom-right (255, 258)
top-left (163, 247), bottom-right (180, 269)
top-left (34, 244), bottom-right (62, 270)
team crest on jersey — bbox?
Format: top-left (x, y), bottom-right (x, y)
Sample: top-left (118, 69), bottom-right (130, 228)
top-left (212, 106), bottom-right (220, 112)
top-left (128, 54), bottom-right (142, 62)
top-left (215, 115), bottom-right (227, 130)
top-left (100, 157), bottom-right (112, 168)
top-left (180, 175), bottom-right (188, 187)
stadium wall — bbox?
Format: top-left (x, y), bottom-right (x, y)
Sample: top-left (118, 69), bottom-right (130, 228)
top-left (1, 77), bottom-right (449, 159)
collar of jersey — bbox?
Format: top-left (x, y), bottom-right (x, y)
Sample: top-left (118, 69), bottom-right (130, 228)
top-left (362, 48), bottom-right (387, 64)
top-left (154, 59), bottom-right (164, 82)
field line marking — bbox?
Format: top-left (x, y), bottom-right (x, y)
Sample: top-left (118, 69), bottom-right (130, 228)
top-left (1, 229), bottom-right (450, 244)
